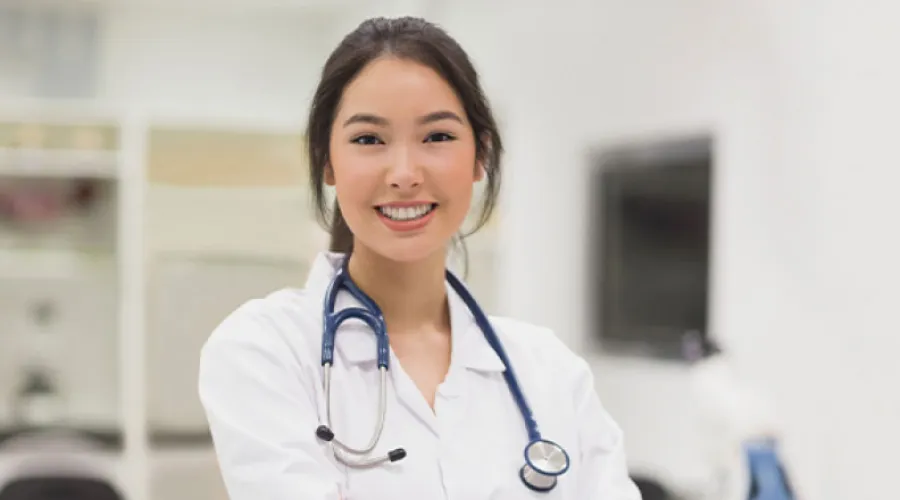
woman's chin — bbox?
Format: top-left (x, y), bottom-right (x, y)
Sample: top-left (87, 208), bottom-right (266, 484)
top-left (362, 237), bottom-right (448, 265)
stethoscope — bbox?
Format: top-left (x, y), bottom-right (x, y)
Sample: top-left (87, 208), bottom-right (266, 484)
top-left (314, 258), bottom-right (571, 492)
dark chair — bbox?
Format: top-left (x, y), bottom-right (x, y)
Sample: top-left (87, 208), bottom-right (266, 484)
top-left (632, 476), bottom-right (673, 500)
top-left (0, 427), bottom-right (125, 500)
top-left (0, 476), bottom-right (125, 500)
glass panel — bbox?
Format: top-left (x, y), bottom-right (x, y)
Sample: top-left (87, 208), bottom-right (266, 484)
top-left (144, 126), bottom-right (317, 453)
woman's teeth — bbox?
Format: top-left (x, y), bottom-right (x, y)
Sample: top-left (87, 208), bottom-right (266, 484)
top-left (378, 204), bottom-right (435, 221)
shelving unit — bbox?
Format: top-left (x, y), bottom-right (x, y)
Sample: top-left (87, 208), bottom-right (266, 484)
top-left (0, 149), bottom-right (119, 179)
top-left (0, 100), bottom-right (132, 497)
top-left (0, 102), bottom-right (321, 500)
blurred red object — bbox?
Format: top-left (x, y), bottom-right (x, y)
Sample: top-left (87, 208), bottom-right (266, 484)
top-left (0, 179), bottom-right (98, 224)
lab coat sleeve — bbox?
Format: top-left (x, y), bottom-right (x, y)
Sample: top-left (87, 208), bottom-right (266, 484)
top-left (572, 358), bottom-right (643, 500)
top-left (197, 305), bottom-right (343, 500)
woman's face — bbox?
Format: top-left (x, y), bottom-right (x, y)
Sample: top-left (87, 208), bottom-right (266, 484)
top-left (327, 56), bottom-right (482, 263)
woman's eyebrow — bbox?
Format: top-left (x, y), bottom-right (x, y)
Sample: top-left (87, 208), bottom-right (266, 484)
top-left (418, 110), bottom-right (463, 125)
top-left (342, 113), bottom-right (388, 128)
top-left (342, 110), bottom-right (463, 128)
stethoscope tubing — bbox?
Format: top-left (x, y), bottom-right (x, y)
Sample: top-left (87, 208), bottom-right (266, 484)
top-left (322, 364), bottom-right (388, 455)
top-left (316, 258), bottom-right (568, 489)
top-left (443, 270), bottom-right (543, 442)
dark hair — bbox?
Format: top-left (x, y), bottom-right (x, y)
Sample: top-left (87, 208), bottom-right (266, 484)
top-left (305, 16), bottom-right (503, 254)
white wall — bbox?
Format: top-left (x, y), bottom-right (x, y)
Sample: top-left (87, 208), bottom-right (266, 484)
top-left (437, 2), bottom-right (899, 499)
top-left (756, 4), bottom-right (900, 499)
top-left (101, 7), bottom-right (329, 125)
top-left (101, 0), bottom-right (429, 123)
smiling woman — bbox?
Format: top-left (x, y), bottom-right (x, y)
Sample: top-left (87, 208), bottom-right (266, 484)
top-left (198, 16), bottom-right (641, 500)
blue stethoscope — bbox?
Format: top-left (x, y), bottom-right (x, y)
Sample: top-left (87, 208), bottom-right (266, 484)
top-left (314, 258), bottom-right (571, 492)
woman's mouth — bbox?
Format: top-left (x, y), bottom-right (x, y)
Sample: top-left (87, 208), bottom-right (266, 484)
top-left (374, 203), bottom-right (438, 232)
top-left (375, 203), bottom-right (437, 222)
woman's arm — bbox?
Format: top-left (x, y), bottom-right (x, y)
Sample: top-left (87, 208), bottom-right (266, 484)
top-left (571, 358), bottom-right (643, 500)
top-left (198, 304), bottom-right (343, 500)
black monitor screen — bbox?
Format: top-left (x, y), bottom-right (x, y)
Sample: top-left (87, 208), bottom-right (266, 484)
top-left (590, 137), bottom-right (712, 358)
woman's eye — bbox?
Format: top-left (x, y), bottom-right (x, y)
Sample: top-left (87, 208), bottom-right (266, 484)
top-left (351, 135), bottom-right (383, 146)
top-left (424, 132), bottom-right (455, 143)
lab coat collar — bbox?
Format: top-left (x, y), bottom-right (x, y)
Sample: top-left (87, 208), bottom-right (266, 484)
top-left (305, 252), bottom-right (505, 373)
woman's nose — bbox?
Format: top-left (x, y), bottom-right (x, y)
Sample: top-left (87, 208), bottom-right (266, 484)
top-left (387, 149), bottom-right (422, 189)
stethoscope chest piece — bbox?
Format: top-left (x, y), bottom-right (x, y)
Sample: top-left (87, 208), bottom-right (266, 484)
top-left (520, 439), bottom-right (570, 492)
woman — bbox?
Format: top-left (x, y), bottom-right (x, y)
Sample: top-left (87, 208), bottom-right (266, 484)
top-left (198, 16), bottom-right (641, 500)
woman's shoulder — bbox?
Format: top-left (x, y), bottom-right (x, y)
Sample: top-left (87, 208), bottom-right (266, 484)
top-left (486, 315), bottom-right (591, 376)
top-left (200, 286), bottom-right (322, 369)
top-left (484, 315), bottom-right (599, 427)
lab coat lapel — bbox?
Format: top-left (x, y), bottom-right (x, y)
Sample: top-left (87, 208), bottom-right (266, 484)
top-left (437, 283), bottom-right (506, 404)
top-left (447, 284), bottom-right (506, 374)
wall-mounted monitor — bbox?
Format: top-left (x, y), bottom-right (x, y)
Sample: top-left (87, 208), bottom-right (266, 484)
top-left (589, 135), bottom-right (714, 360)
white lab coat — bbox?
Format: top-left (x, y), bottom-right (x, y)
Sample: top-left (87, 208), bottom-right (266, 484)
top-left (198, 252), bottom-right (641, 500)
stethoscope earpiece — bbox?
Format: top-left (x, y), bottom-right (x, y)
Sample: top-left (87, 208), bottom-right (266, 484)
top-left (315, 425), bottom-right (335, 442)
top-left (387, 448), bottom-right (407, 462)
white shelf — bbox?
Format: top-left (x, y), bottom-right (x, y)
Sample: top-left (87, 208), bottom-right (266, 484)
top-left (0, 98), bottom-right (121, 124)
top-left (0, 149), bottom-right (120, 179)
top-left (0, 248), bottom-right (115, 281)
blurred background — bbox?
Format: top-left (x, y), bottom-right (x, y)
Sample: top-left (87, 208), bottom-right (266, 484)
top-left (0, 0), bottom-right (897, 499)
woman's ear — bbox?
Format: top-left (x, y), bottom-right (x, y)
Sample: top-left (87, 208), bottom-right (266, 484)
top-left (473, 160), bottom-right (485, 182)
top-left (474, 134), bottom-right (491, 181)
top-left (324, 163), bottom-right (336, 186)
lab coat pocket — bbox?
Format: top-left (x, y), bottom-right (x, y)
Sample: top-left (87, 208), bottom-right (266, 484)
top-left (342, 454), bottom-right (418, 500)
